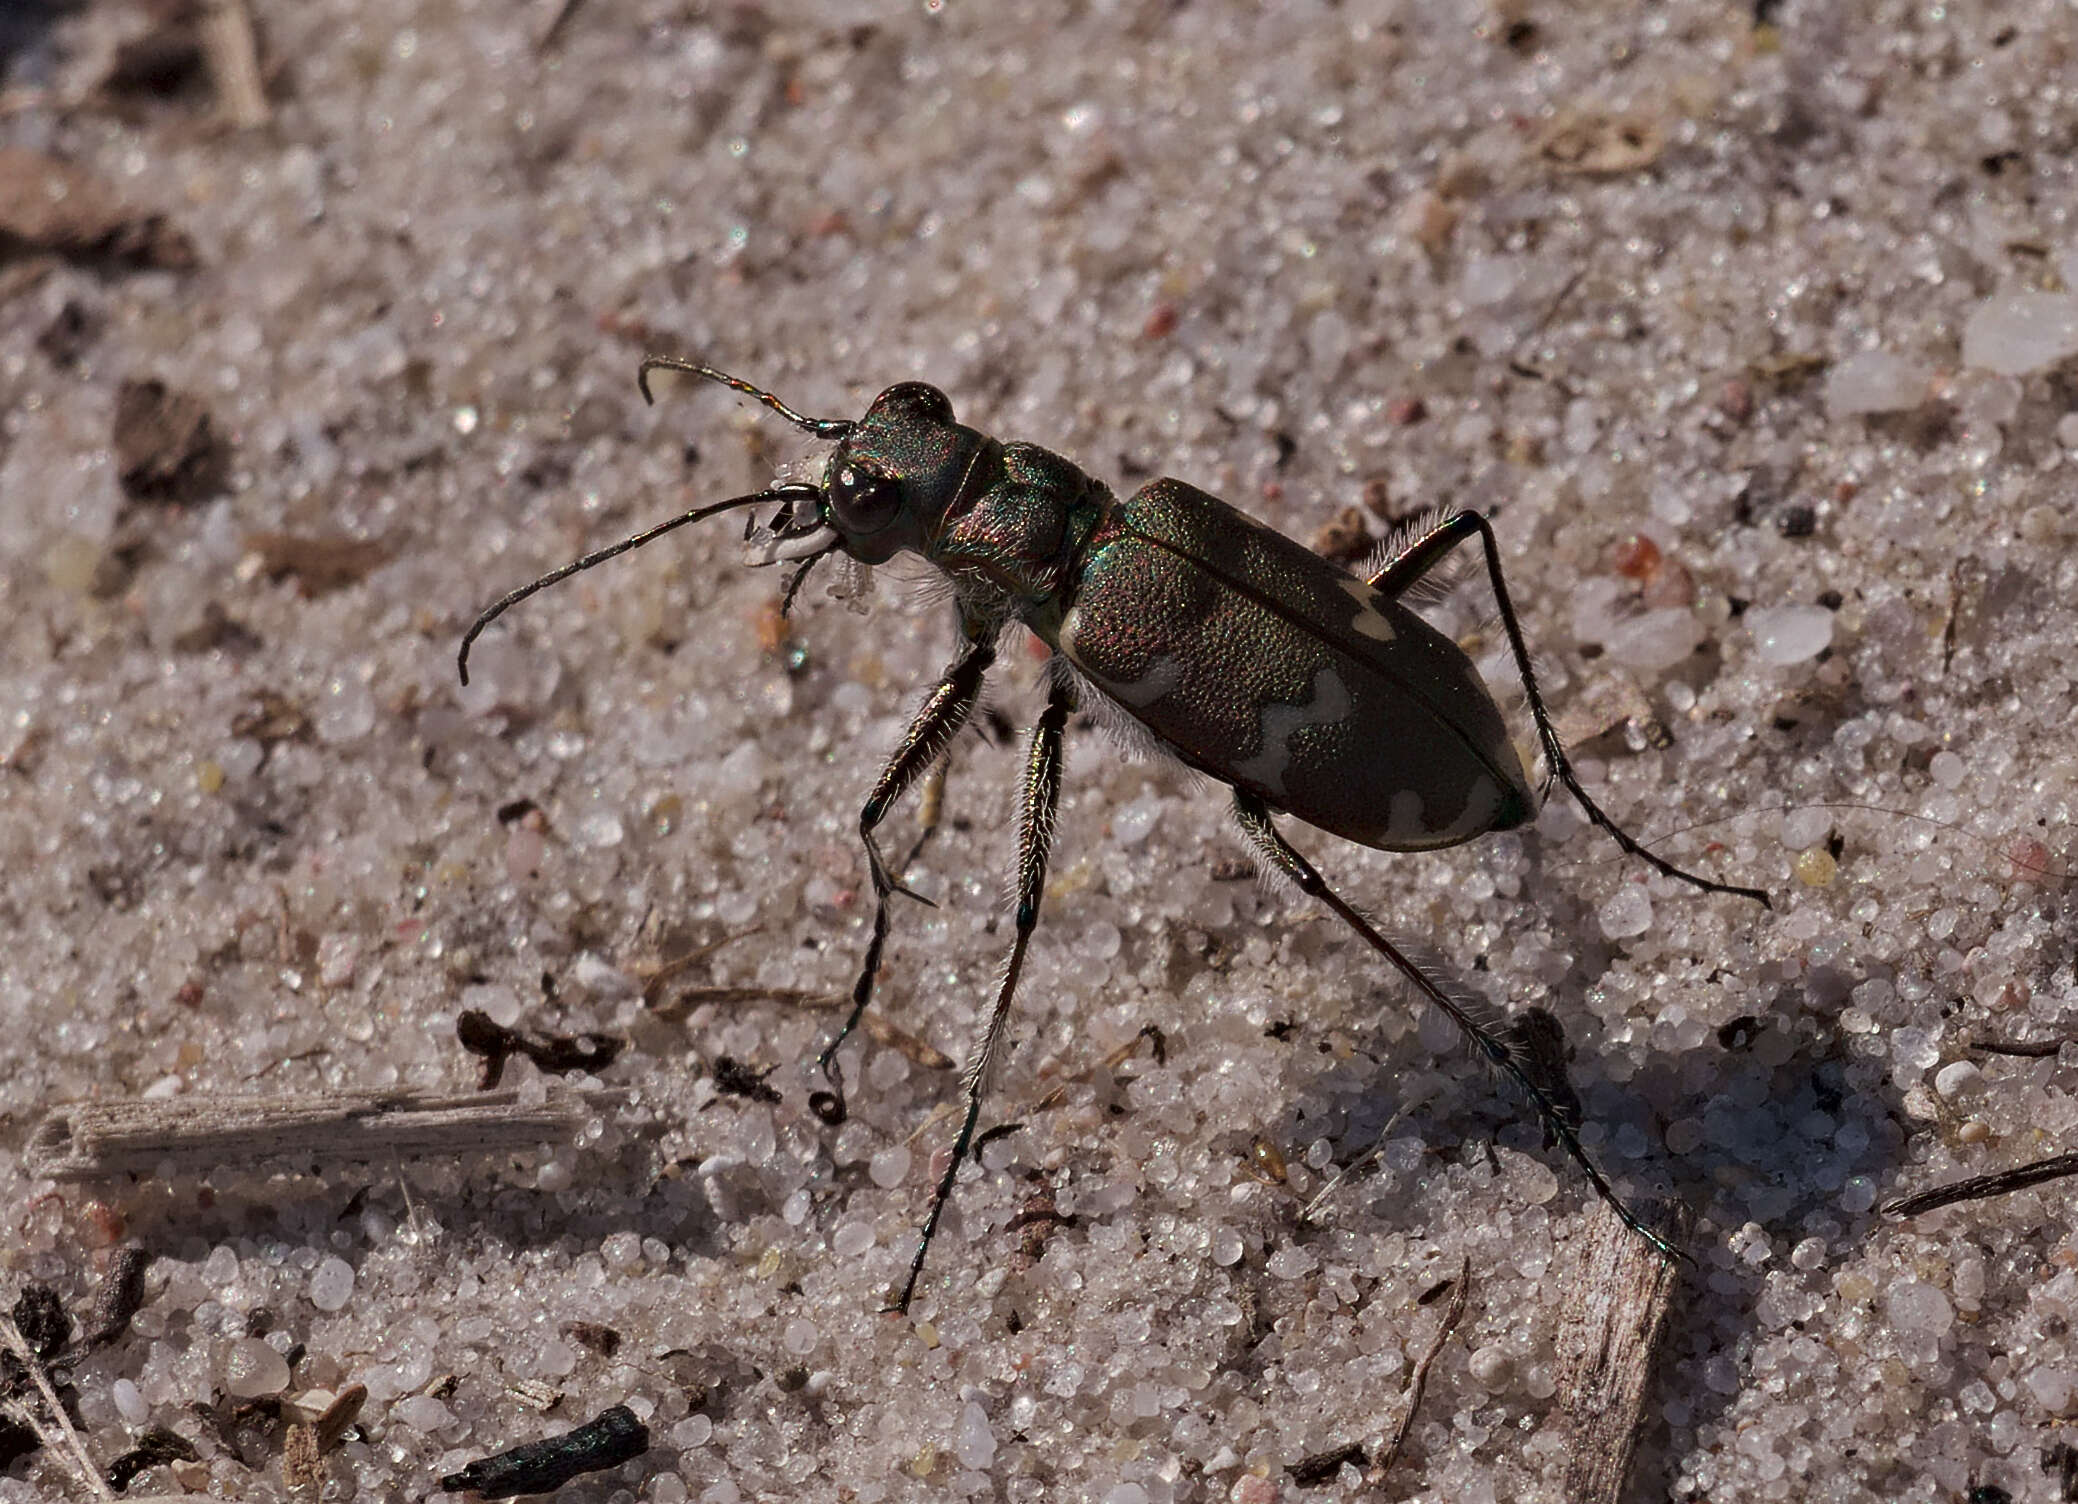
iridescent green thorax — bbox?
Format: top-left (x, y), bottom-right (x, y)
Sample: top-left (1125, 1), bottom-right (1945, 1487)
top-left (933, 442), bottom-right (1112, 612)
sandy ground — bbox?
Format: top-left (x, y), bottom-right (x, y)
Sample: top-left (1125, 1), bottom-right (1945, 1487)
top-left (3, 1), bottom-right (2078, 1501)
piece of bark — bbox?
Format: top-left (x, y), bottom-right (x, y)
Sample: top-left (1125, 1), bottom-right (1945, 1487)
top-left (242, 533), bottom-right (393, 594)
top-left (114, 378), bottom-right (231, 505)
top-left (0, 148), bottom-right (197, 270)
top-left (1553, 1199), bottom-right (1693, 1504)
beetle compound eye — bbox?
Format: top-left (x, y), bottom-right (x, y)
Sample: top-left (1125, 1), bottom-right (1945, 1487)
top-left (828, 462), bottom-right (902, 534)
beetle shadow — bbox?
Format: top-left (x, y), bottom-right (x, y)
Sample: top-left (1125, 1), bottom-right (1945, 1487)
top-left (1274, 875), bottom-right (1918, 1477)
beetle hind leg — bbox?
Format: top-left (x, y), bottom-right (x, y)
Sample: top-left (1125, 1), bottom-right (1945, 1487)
top-left (1373, 510), bottom-right (1770, 908)
top-left (893, 674), bottom-right (1076, 1313)
top-left (1230, 792), bottom-right (1688, 1265)
top-left (1364, 504), bottom-right (1469, 609)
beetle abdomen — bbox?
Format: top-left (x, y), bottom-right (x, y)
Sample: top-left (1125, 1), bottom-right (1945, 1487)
top-left (1054, 479), bottom-right (1533, 852)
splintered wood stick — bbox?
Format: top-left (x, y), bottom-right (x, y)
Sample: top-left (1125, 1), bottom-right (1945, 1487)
top-left (26, 1087), bottom-right (622, 1182)
top-left (199, 0), bottom-right (270, 127)
top-left (1553, 1199), bottom-right (1693, 1504)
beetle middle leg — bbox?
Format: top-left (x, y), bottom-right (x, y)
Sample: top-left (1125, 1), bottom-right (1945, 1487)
top-left (1369, 509), bottom-right (1769, 908)
top-left (812, 636), bottom-right (996, 1125)
top-left (893, 672), bottom-right (1075, 1313)
top-left (1230, 791), bottom-right (1685, 1263)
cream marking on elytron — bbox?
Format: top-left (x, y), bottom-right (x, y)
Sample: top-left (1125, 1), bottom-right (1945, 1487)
top-left (1338, 575), bottom-right (1398, 639)
top-left (1092, 650), bottom-right (1186, 710)
top-left (1230, 665), bottom-right (1354, 799)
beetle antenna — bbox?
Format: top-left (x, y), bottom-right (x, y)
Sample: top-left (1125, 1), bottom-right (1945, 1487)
top-left (638, 356), bottom-right (856, 441)
top-left (458, 484), bottom-right (816, 684)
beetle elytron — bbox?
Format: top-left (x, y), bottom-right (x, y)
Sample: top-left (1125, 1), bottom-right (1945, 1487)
top-left (460, 357), bottom-right (1768, 1311)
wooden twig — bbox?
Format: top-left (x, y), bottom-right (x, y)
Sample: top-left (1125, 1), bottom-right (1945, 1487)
top-left (26, 1087), bottom-right (622, 1182)
top-left (199, 0), bottom-right (269, 128)
top-left (1370, 1253), bottom-right (1473, 1482)
top-left (1552, 1199), bottom-right (1693, 1504)
top-left (1969, 1034), bottom-right (2064, 1059)
top-left (536, 0), bottom-right (589, 53)
top-left (1884, 1151), bottom-right (2078, 1219)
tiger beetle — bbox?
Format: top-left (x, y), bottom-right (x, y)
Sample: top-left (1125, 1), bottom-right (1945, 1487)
top-left (459, 356), bottom-right (1771, 1313)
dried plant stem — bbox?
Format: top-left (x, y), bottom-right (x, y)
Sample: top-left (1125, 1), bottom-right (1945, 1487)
top-left (28, 1087), bottom-right (621, 1182)
top-left (1370, 1253), bottom-right (1473, 1482)
top-left (1, 1313), bottom-right (113, 1501)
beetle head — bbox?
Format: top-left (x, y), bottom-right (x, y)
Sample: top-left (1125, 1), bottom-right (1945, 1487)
top-left (817, 382), bottom-right (984, 565)
top-left (457, 362), bottom-right (980, 684)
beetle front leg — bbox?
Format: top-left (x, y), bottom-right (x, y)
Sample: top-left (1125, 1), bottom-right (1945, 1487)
top-left (1370, 509), bottom-right (1769, 908)
top-left (1229, 791), bottom-right (1688, 1265)
top-left (812, 637), bottom-right (997, 1126)
top-left (893, 673), bottom-right (1075, 1314)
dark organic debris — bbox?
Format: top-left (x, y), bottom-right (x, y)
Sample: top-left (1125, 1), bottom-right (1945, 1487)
top-left (231, 688), bottom-right (309, 745)
top-left (9, 1285), bottom-right (68, 1362)
top-left (105, 1425), bottom-right (201, 1492)
top-left (561, 1321), bottom-right (622, 1358)
top-left (1885, 1152), bottom-right (2078, 1220)
top-left (243, 532), bottom-right (394, 594)
top-left (1287, 1441), bottom-right (1367, 1487)
top-left (0, 148), bottom-right (198, 271)
top-left (710, 1055), bottom-right (782, 1105)
top-left (439, 1404), bottom-right (649, 1499)
top-left (113, 378), bottom-right (230, 505)
top-left (34, 299), bottom-right (103, 368)
top-left (84, 1247), bottom-right (153, 1348)
top-left (0, 1415), bottom-right (37, 1469)
top-left (456, 1009), bottom-right (625, 1089)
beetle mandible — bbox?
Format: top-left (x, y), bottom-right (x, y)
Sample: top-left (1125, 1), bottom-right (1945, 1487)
top-left (459, 357), bottom-right (1770, 1312)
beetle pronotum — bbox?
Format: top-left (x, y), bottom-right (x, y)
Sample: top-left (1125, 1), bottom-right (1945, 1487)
top-left (460, 357), bottom-right (1769, 1311)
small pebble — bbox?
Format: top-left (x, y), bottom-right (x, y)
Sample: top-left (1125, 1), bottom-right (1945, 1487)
top-left (1886, 1280), bottom-right (1954, 1337)
top-left (1933, 1060), bottom-right (1981, 1097)
top-left (1794, 849), bottom-right (1837, 887)
top-left (1598, 886), bottom-right (1654, 940)
top-left (111, 1378), bottom-right (149, 1426)
top-left (1823, 351), bottom-right (1930, 416)
top-left (221, 1337), bottom-right (292, 1398)
top-left (309, 1256), bottom-right (355, 1312)
top-left (1747, 605), bottom-right (1834, 666)
top-left (1266, 1244), bottom-right (1318, 1280)
top-left (1467, 1344), bottom-right (1514, 1388)
top-left (1602, 607), bottom-right (1704, 672)
top-left (1779, 807), bottom-right (1832, 850)
top-left (954, 1402), bottom-right (996, 1470)
top-left (1962, 291), bottom-right (2078, 376)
